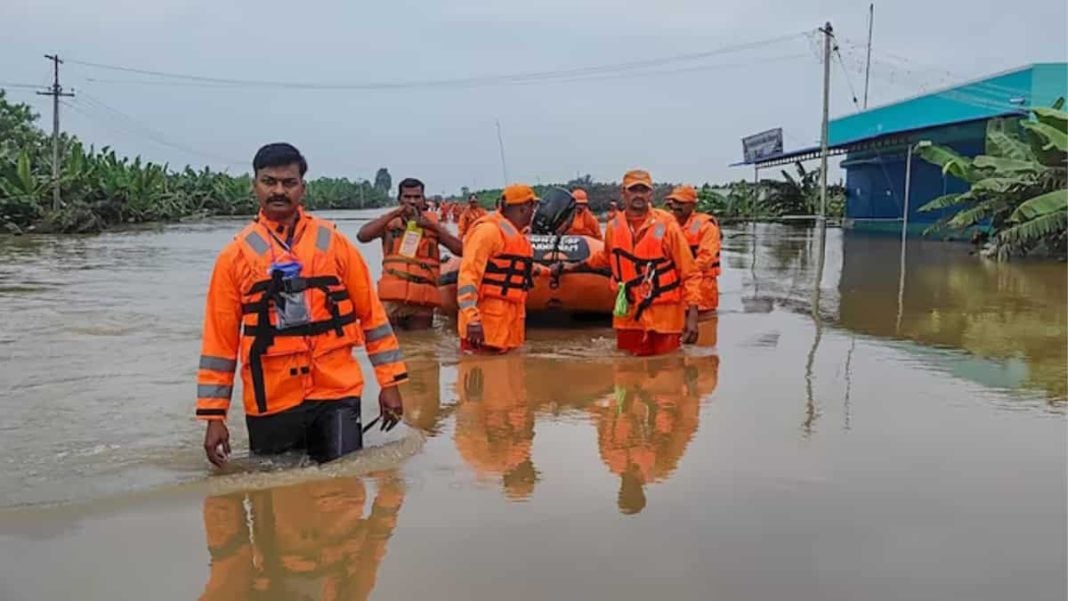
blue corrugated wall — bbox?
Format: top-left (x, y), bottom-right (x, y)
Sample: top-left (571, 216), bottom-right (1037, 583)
top-left (842, 121), bottom-right (986, 233)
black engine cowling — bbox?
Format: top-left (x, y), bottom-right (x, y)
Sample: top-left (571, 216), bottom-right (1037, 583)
top-left (532, 187), bottom-right (577, 236)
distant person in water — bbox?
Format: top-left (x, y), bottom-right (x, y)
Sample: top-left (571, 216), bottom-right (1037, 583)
top-left (606, 200), bottom-right (619, 221)
top-left (458, 194), bottom-right (488, 238)
top-left (565, 188), bottom-right (604, 240)
top-left (357, 178), bottom-right (462, 330)
top-left (195, 142), bottom-right (407, 468)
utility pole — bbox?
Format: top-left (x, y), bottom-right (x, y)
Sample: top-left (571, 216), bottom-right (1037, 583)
top-left (818, 23), bottom-right (832, 226)
top-left (495, 119), bottom-right (509, 186)
top-left (37, 54), bottom-right (74, 212)
top-left (863, 4), bottom-right (874, 109)
top-left (811, 22), bottom-right (833, 320)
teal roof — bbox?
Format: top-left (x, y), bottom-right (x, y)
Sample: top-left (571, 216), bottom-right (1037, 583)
top-left (829, 63), bottom-right (1068, 146)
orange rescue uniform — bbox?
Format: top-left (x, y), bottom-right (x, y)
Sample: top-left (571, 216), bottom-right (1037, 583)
top-left (458, 205), bottom-right (488, 237)
top-left (454, 354), bottom-right (537, 500)
top-left (591, 353), bottom-right (718, 514)
top-left (680, 212), bottom-right (721, 313)
top-left (199, 474), bottom-right (405, 601)
top-left (567, 207), bottom-right (604, 239)
top-left (376, 211), bottom-right (442, 309)
top-left (195, 209), bottom-right (407, 421)
top-left (457, 212), bottom-right (537, 352)
top-left (586, 210), bottom-right (701, 354)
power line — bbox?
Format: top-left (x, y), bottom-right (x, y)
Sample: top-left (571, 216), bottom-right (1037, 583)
top-left (66, 31), bottom-right (810, 91)
top-left (832, 43), bottom-right (861, 110)
top-left (0, 82), bottom-right (45, 90)
top-left (63, 95), bottom-right (245, 167)
top-left (80, 52), bottom-right (814, 91)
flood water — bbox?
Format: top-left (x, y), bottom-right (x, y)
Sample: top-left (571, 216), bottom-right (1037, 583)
top-left (0, 210), bottom-right (1064, 601)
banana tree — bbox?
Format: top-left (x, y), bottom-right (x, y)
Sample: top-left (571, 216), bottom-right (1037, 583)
top-left (917, 99), bottom-right (1067, 259)
top-left (0, 150), bottom-right (47, 225)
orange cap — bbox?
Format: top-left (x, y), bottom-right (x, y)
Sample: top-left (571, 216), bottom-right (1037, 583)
top-left (623, 169), bottom-right (653, 189)
top-left (572, 188), bottom-right (589, 204)
top-left (501, 184), bottom-right (538, 206)
top-left (666, 185), bottom-right (697, 204)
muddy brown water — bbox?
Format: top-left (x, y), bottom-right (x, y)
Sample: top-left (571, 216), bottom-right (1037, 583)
top-left (0, 211), bottom-right (1064, 601)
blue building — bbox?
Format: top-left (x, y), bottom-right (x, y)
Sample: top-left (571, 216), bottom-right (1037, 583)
top-left (744, 63), bottom-right (1067, 234)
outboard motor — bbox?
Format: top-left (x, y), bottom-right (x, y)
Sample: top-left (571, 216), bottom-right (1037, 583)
top-left (532, 187), bottom-right (577, 236)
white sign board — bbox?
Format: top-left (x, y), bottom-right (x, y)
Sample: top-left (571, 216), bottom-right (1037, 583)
top-left (742, 128), bottom-right (784, 163)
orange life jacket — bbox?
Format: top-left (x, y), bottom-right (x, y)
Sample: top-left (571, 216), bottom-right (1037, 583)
top-left (683, 212), bottom-right (721, 277)
top-left (377, 213), bottom-right (441, 307)
top-left (477, 212), bottom-right (535, 304)
top-left (606, 213), bottom-right (682, 319)
top-left (235, 215), bottom-right (363, 416)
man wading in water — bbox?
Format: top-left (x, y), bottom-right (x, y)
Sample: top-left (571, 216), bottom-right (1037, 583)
top-left (357, 177), bottom-right (463, 330)
top-left (195, 143), bottom-right (407, 467)
top-left (554, 169), bottom-right (700, 355)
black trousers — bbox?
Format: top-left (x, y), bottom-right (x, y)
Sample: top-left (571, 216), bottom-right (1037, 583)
top-left (246, 397), bottom-right (363, 463)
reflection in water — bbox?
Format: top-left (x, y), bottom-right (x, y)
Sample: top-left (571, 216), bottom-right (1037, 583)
top-left (400, 359), bottom-right (446, 435)
top-left (199, 471), bottom-right (405, 601)
top-left (450, 318), bottom-right (720, 510)
top-left (454, 355), bottom-right (539, 501)
top-left (838, 232), bottom-right (1068, 402)
top-left (591, 351), bottom-right (719, 515)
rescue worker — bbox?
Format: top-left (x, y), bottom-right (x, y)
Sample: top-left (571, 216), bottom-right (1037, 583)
top-left (457, 194), bottom-right (488, 238)
top-left (457, 184), bottom-right (546, 353)
top-left (565, 188), bottom-right (603, 240)
top-left (196, 143), bottom-right (407, 468)
top-left (199, 472), bottom-right (405, 600)
top-left (666, 185), bottom-right (721, 315)
top-left (590, 351), bottom-right (719, 515)
top-left (606, 200), bottom-right (619, 221)
top-left (454, 353), bottom-right (538, 501)
top-left (356, 178), bottom-right (462, 330)
top-left (554, 170), bottom-right (700, 356)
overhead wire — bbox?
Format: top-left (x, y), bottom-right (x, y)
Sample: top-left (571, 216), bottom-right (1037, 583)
top-left (62, 94), bottom-right (245, 167)
top-left (82, 52), bottom-right (815, 90)
top-left (0, 82), bottom-right (46, 90)
top-left (831, 40), bottom-right (861, 111)
top-left (66, 30), bottom-right (811, 91)
top-left (832, 43), bottom-right (1028, 115)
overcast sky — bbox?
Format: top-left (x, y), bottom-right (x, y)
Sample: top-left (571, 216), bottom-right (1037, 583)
top-left (2, 0), bottom-right (1065, 195)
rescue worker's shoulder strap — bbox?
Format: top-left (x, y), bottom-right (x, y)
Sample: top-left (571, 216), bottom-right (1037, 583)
top-left (494, 213), bottom-right (521, 240)
top-left (688, 213), bottom-right (712, 235)
top-left (234, 221), bottom-right (270, 260)
top-left (304, 214), bottom-right (339, 253)
top-left (470, 214), bottom-right (507, 245)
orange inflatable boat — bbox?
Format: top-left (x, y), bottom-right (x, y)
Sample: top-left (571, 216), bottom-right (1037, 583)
top-left (437, 233), bottom-right (614, 315)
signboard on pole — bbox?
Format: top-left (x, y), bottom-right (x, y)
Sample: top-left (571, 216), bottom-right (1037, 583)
top-left (742, 128), bottom-right (783, 163)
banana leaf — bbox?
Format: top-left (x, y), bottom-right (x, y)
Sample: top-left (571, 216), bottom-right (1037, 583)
top-left (972, 155), bottom-right (1044, 174)
top-left (971, 177), bottom-right (1027, 194)
top-left (986, 119), bottom-right (1034, 161)
top-left (946, 201), bottom-right (999, 229)
top-left (919, 192), bottom-right (972, 212)
top-left (916, 144), bottom-right (976, 181)
top-left (1032, 105), bottom-right (1068, 133)
top-left (1009, 189), bottom-right (1068, 222)
top-left (1020, 120), bottom-right (1068, 153)
top-left (997, 209), bottom-right (1068, 248)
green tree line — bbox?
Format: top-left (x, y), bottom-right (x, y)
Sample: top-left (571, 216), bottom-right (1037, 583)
top-left (456, 168), bottom-right (846, 221)
top-left (0, 90), bottom-right (394, 234)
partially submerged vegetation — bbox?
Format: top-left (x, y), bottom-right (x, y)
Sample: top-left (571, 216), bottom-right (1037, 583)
top-left (0, 91), bottom-right (394, 234)
top-left (917, 100), bottom-right (1068, 260)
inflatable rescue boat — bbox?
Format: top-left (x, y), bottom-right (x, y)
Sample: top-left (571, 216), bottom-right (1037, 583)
top-left (437, 188), bottom-right (615, 316)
